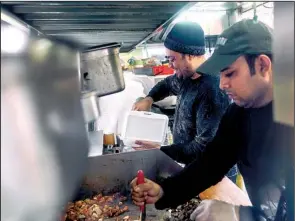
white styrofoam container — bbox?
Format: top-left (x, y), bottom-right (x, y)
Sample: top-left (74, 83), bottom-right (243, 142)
top-left (121, 111), bottom-right (169, 147)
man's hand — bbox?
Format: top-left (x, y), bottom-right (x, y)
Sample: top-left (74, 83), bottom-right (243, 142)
top-left (190, 200), bottom-right (240, 221)
top-left (132, 97), bottom-right (153, 111)
top-left (133, 140), bottom-right (161, 150)
top-left (130, 177), bottom-right (163, 206)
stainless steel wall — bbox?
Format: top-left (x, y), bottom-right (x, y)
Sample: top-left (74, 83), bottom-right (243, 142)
top-left (1, 18), bottom-right (89, 221)
top-left (273, 2), bottom-right (294, 127)
top-left (273, 4), bottom-right (294, 220)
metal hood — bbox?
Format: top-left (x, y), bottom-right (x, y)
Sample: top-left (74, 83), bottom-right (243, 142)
top-left (1, 1), bottom-right (193, 52)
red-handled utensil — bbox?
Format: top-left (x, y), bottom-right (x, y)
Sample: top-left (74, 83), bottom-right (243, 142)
top-left (137, 170), bottom-right (146, 221)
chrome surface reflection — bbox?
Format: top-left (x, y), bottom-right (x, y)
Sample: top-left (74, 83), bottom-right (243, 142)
top-left (1, 18), bottom-right (89, 221)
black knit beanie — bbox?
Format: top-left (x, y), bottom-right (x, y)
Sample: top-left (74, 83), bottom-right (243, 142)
top-left (164, 21), bottom-right (205, 56)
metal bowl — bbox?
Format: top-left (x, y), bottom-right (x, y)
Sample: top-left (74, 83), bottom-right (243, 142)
top-left (80, 43), bottom-right (125, 97)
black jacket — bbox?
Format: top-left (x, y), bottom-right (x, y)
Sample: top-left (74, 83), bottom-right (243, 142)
top-left (155, 102), bottom-right (294, 221)
top-left (148, 74), bottom-right (229, 164)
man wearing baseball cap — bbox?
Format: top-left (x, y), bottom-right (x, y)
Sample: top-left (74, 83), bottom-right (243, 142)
top-left (132, 21), bottom-right (238, 182)
top-left (131, 19), bottom-right (294, 221)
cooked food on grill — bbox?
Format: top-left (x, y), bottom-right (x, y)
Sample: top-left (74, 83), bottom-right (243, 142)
top-left (164, 197), bottom-right (201, 221)
top-left (64, 192), bottom-right (130, 221)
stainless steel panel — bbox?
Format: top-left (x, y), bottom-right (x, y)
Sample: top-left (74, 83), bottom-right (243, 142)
top-left (273, 2), bottom-right (294, 126)
top-left (2, 2), bottom-right (186, 7)
top-left (81, 91), bottom-right (100, 123)
top-left (1, 1), bottom-right (189, 52)
top-left (84, 149), bottom-right (183, 194)
top-left (1, 17), bottom-right (89, 221)
top-left (80, 43), bottom-right (125, 97)
top-left (14, 7), bottom-right (181, 15)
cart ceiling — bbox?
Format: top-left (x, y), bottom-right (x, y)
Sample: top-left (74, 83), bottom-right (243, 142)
top-left (146, 2), bottom-right (268, 45)
top-left (1, 1), bottom-right (192, 52)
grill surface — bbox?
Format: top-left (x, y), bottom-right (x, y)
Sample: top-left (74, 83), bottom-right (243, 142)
top-left (66, 149), bottom-right (183, 221)
top-left (71, 186), bottom-right (167, 221)
top-left (104, 200), bottom-right (167, 221)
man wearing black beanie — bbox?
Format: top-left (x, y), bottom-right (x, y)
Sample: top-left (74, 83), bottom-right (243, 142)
top-left (133, 21), bottom-right (238, 182)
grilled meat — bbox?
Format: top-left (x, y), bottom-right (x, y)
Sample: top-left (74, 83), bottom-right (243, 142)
top-left (64, 192), bottom-right (129, 221)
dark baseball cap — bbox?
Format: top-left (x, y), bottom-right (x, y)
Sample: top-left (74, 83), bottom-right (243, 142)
top-left (197, 19), bottom-right (273, 75)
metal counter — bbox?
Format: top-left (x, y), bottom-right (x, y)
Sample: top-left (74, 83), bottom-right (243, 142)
top-left (78, 149), bottom-right (183, 220)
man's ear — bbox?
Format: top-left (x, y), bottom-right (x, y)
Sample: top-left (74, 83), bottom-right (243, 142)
top-left (257, 54), bottom-right (272, 77)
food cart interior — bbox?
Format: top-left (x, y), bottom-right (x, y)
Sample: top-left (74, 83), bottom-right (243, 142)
top-left (1, 2), bottom-right (293, 221)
